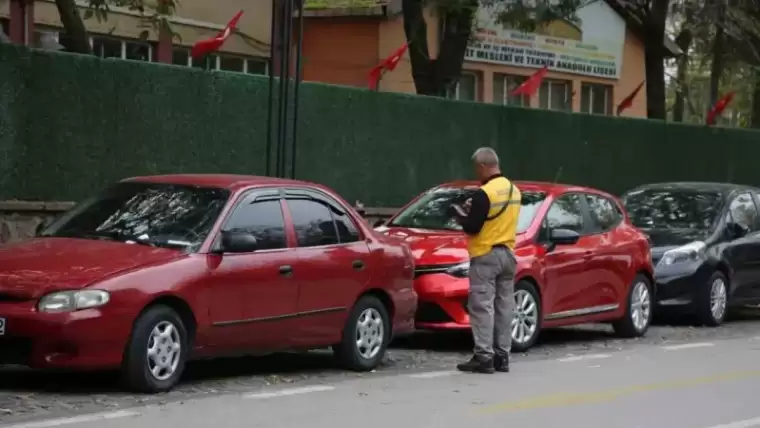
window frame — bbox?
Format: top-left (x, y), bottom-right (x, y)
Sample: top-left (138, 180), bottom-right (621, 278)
top-left (213, 187), bottom-right (290, 253)
top-left (584, 193), bottom-right (624, 234)
top-left (446, 71), bottom-right (479, 102)
top-left (727, 190), bottom-right (760, 232)
top-left (493, 73), bottom-right (530, 107)
top-left (283, 187), bottom-right (365, 248)
top-left (538, 192), bottom-right (595, 242)
top-left (538, 78), bottom-right (572, 112)
top-left (580, 82), bottom-right (613, 116)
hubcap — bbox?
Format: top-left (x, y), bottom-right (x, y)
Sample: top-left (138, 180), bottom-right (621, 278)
top-left (356, 308), bottom-right (384, 360)
top-left (630, 281), bottom-right (651, 332)
top-left (511, 290), bottom-right (538, 345)
top-left (710, 278), bottom-right (728, 321)
top-left (146, 321), bottom-right (182, 381)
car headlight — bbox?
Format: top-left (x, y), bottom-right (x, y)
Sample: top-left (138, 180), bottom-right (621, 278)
top-left (446, 261), bottom-right (470, 278)
top-left (38, 290), bottom-right (110, 313)
top-left (658, 241), bottom-right (706, 267)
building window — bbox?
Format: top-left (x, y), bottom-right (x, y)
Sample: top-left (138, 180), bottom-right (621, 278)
top-left (580, 83), bottom-right (613, 115)
top-left (447, 72), bottom-right (478, 101)
top-left (493, 74), bottom-right (530, 107)
top-left (172, 48), bottom-right (190, 66)
top-left (124, 40), bottom-right (151, 61)
top-left (538, 79), bottom-right (572, 111)
top-left (246, 59), bottom-right (267, 75)
top-left (91, 35), bottom-right (153, 62)
top-left (1, 19), bottom-right (10, 39)
top-left (219, 54), bottom-right (246, 72)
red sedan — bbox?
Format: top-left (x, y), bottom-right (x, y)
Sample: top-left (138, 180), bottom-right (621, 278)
top-left (0, 175), bottom-right (417, 392)
top-left (376, 181), bottom-right (654, 352)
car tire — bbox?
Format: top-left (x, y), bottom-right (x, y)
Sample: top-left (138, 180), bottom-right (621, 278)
top-left (613, 274), bottom-right (653, 338)
top-left (333, 295), bottom-right (390, 371)
top-left (511, 281), bottom-right (542, 353)
top-left (122, 305), bottom-right (189, 393)
top-left (695, 271), bottom-right (729, 327)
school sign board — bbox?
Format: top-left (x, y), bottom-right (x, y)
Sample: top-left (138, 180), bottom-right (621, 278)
top-left (465, 1), bottom-right (627, 79)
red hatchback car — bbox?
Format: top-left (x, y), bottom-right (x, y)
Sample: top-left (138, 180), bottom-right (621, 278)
top-left (0, 175), bottom-right (417, 392)
top-left (376, 181), bottom-right (654, 352)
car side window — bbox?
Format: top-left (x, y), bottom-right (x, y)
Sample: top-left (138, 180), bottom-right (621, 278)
top-left (728, 192), bottom-right (759, 231)
top-left (287, 198), bottom-right (340, 247)
top-left (331, 209), bottom-right (361, 243)
top-left (544, 194), bottom-right (585, 234)
top-left (585, 194), bottom-right (623, 232)
top-left (223, 198), bottom-right (287, 250)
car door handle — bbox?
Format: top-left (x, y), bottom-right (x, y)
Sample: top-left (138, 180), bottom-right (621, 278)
top-left (279, 265), bottom-right (293, 276)
top-left (352, 260), bottom-right (365, 270)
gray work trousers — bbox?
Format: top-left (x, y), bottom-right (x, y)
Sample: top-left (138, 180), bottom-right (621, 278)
top-left (468, 246), bottom-right (517, 359)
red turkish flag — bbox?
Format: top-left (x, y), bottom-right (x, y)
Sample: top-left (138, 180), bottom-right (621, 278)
top-left (509, 66), bottom-right (548, 97)
top-left (616, 80), bottom-right (645, 116)
top-left (368, 43), bottom-right (408, 90)
top-left (706, 92), bottom-right (735, 126)
top-left (191, 10), bottom-right (244, 59)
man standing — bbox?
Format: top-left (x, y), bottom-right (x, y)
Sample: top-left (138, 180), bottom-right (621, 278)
top-left (454, 147), bottom-right (521, 374)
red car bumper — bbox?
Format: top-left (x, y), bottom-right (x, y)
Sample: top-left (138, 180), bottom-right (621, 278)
top-left (414, 273), bottom-right (471, 330)
top-left (0, 301), bottom-right (134, 370)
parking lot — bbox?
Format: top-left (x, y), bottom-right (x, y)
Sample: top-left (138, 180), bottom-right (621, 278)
top-left (3, 309), bottom-right (760, 426)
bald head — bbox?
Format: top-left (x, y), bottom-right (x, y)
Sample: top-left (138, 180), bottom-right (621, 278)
top-left (471, 147), bottom-right (501, 181)
top-left (472, 147), bottom-right (500, 167)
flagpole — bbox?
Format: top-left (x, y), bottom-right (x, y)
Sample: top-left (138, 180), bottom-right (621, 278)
top-left (265, 0), bottom-right (278, 177)
top-left (276, 0), bottom-right (294, 178)
top-left (289, 0), bottom-right (305, 180)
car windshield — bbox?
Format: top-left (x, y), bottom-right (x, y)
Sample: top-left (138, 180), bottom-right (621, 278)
top-left (40, 182), bottom-right (230, 251)
top-left (388, 187), bottom-right (547, 232)
top-left (622, 188), bottom-right (724, 231)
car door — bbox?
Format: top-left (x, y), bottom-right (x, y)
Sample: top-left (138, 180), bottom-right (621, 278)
top-left (204, 189), bottom-right (299, 350)
top-left (540, 193), bottom-right (598, 320)
top-left (723, 191), bottom-right (760, 300)
top-left (283, 188), bottom-right (372, 347)
top-left (582, 193), bottom-right (629, 310)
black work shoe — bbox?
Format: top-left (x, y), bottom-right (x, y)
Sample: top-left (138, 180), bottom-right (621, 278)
top-left (456, 356), bottom-right (495, 374)
top-left (494, 353), bottom-right (510, 372)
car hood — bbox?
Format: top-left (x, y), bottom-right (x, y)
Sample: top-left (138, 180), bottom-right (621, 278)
top-left (640, 228), bottom-right (709, 248)
top-left (377, 226), bottom-right (527, 266)
top-left (0, 238), bottom-right (184, 299)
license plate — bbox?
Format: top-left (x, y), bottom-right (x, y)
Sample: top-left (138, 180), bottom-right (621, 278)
top-left (0, 317), bottom-right (5, 336)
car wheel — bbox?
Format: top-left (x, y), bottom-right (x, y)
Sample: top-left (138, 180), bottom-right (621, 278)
top-left (122, 305), bottom-right (189, 393)
top-left (696, 271), bottom-right (729, 327)
top-left (511, 281), bottom-right (542, 353)
top-left (613, 274), bottom-right (653, 338)
top-left (333, 295), bottom-right (390, 371)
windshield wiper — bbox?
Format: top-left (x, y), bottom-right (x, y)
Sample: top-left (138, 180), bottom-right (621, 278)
top-left (129, 234), bottom-right (192, 249)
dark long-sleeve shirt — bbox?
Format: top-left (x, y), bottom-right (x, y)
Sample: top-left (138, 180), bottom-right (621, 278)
top-left (459, 188), bottom-right (490, 236)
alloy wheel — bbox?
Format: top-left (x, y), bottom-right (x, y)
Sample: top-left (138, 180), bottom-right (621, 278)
top-left (146, 321), bottom-right (182, 381)
top-left (630, 281), bottom-right (651, 332)
top-left (356, 308), bottom-right (384, 360)
top-left (710, 277), bottom-right (728, 322)
top-left (512, 290), bottom-right (539, 345)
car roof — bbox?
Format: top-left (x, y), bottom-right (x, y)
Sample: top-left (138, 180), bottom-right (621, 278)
top-left (122, 174), bottom-right (315, 191)
top-left (436, 180), bottom-right (605, 196)
top-left (625, 181), bottom-right (760, 195)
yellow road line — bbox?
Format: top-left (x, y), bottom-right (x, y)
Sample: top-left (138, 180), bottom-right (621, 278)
top-left (479, 369), bottom-right (760, 414)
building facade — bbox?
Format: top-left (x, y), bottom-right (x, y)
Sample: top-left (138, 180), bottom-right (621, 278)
top-left (302, 0), bottom-right (678, 118)
top-left (0, 0), bottom-right (269, 74)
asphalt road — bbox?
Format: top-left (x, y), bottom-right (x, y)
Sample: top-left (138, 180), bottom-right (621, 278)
top-left (8, 331), bottom-right (760, 428)
top-left (3, 309), bottom-right (760, 427)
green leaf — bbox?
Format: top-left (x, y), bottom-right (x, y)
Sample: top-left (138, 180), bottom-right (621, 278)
top-left (83, 9), bottom-right (95, 19)
top-left (138, 30), bottom-right (150, 40)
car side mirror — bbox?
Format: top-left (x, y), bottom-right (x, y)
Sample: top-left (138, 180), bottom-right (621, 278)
top-left (549, 228), bottom-right (580, 246)
top-left (218, 230), bottom-right (258, 253)
top-left (726, 222), bottom-right (747, 239)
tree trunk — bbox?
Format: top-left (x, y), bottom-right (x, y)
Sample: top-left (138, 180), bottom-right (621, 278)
top-left (402, 0), bottom-right (477, 97)
top-left (708, 0), bottom-right (726, 108)
top-left (55, 0), bottom-right (92, 54)
top-left (751, 69), bottom-right (760, 128)
top-left (672, 28), bottom-right (692, 122)
top-left (644, 0), bottom-right (670, 120)
top-left (402, 0), bottom-right (437, 95)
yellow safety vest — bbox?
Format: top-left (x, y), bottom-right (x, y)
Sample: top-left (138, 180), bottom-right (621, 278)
top-left (467, 176), bottom-right (521, 258)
